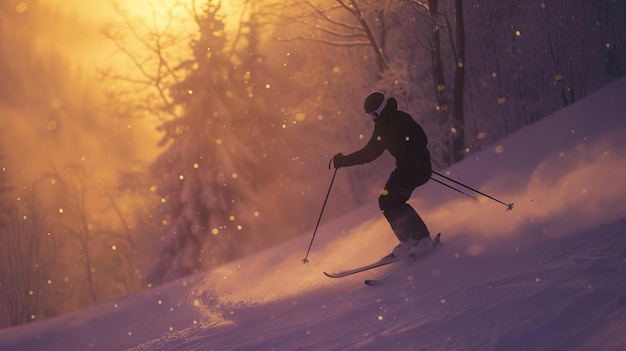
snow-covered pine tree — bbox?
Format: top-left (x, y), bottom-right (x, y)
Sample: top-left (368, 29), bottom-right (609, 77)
top-left (148, 1), bottom-right (281, 283)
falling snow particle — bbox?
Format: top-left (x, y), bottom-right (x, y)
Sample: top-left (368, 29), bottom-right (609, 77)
top-left (15, 2), bottom-right (27, 13)
top-left (47, 120), bottom-right (58, 131)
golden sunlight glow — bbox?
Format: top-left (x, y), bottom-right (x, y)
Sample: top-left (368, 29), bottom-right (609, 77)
top-left (123, 0), bottom-right (191, 30)
top-left (122, 0), bottom-right (244, 34)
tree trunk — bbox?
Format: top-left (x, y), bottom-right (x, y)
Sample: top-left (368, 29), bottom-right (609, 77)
top-left (428, 0), bottom-right (447, 109)
top-left (451, 0), bottom-right (466, 163)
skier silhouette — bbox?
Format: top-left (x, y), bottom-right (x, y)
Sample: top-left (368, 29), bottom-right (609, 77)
top-left (332, 91), bottom-right (434, 258)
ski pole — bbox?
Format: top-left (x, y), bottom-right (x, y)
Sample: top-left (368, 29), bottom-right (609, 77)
top-left (432, 170), bottom-right (514, 211)
top-left (303, 166), bottom-right (338, 264)
top-left (430, 177), bottom-right (477, 200)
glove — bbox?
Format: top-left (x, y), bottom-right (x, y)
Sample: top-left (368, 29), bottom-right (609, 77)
top-left (332, 153), bottom-right (345, 169)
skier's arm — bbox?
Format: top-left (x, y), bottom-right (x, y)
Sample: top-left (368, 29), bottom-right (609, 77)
top-left (339, 134), bottom-right (385, 167)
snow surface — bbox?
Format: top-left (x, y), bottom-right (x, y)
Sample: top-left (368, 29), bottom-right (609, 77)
top-left (1, 77), bottom-right (626, 351)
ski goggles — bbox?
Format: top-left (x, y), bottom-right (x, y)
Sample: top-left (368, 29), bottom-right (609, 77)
top-left (367, 96), bottom-right (388, 119)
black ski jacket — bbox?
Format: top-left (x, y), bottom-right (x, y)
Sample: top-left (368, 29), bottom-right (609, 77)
top-left (342, 98), bottom-right (430, 170)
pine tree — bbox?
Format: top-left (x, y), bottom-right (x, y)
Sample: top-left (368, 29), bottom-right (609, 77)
top-left (149, 2), bottom-right (263, 283)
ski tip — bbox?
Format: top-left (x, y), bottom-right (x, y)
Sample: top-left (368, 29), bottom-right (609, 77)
top-left (364, 279), bottom-right (382, 286)
top-left (323, 272), bottom-right (339, 278)
top-left (434, 233), bottom-right (441, 243)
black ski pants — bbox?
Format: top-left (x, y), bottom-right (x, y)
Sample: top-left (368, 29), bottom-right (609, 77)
top-left (378, 165), bottom-right (431, 242)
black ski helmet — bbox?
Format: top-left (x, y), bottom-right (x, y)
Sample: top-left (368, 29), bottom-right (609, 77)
top-left (363, 91), bottom-right (388, 118)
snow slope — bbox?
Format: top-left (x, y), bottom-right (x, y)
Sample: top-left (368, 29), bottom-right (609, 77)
top-left (1, 77), bottom-right (626, 351)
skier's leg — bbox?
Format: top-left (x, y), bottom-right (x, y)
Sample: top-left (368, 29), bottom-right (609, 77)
top-left (379, 169), bottom-right (430, 242)
top-left (381, 202), bottom-right (429, 241)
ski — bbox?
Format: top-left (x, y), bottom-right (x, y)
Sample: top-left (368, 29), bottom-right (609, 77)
top-left (323, 233), bottom-right (441, 279)
top-left (364, 233), bottom-right (441, 286)
top-left (323, 256), bottom-right (399, 278)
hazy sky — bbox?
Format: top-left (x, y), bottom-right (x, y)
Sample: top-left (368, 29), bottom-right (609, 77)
top-left (38, 0), bottom-right (115, 67)
top-left (3, 0), bottom-right (255, 196)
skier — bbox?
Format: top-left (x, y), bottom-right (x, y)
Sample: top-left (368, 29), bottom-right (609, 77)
top-left (332, 91), bottom-right (434, 258)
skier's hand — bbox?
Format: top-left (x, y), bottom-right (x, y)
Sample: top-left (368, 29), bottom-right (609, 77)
top-left (332, 153), bottom-right (344, 169)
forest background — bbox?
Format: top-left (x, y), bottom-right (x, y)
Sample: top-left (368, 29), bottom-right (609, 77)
top-left (1, 0), bottom-right (624, 328)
